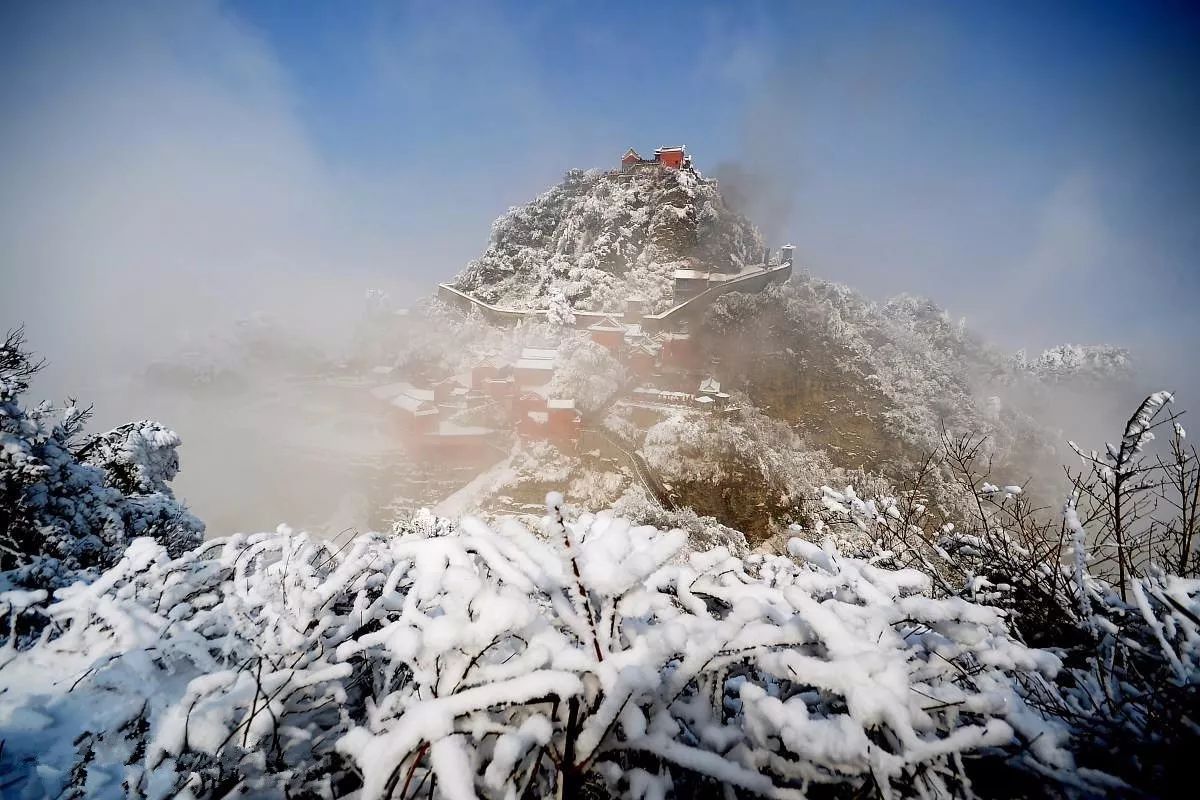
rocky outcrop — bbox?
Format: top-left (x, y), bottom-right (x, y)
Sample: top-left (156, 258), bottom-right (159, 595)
top-left (452, 165), bottom-right (764, 314)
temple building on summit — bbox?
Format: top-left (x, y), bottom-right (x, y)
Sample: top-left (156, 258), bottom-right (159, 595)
top-left (620, 145), bottom-right (691, 171)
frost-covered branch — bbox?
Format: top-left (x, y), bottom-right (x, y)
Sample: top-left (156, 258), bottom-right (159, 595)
top-left (0, 506), bottom-right (1073, 799)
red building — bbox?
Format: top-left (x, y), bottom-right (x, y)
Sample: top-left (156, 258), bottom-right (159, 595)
top-left (619, 145), bottom-right (690, 171)
top-left (390, 394), bottom-right (439, 436)
top-left (659, 331), bottom-right (697, 369)
top-left (515, 395), bottom-right (580, 449)
top-left (654, 146), bottom-right (688, 169)
top-left (516, 411), bottom-right (548, 439)
top-left (372, 382), bottom-right (440, 437)
top-left (471, 357), bottom-right (503, 389)
top-left (588, 316), bottom-right (626, 351)
top-left (628, 343), bottom-right (658, 378)
top-left (512, 391), bottom-right (547, 422)
top-left (547, 399), bottom-right (582, 444)
top-left (483, 377), bottom-right (515, 401)
top-left (514, 347), bottom-right (556, 387)
top-left (434, 376), bottom-right (468, 404)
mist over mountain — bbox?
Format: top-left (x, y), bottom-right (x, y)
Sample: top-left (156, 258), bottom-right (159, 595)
top-left (2, 148), bottom-right (1194, 800)
top-left (4, 2), bottom-right (1199, 796)
top-left (110, 149), bottom-right (1142, 546)
top-left (310, 151), bottom-right (1137, 549)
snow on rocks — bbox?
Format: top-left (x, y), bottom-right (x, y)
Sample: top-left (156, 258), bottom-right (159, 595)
top-left (452, 165), bottom-right (764, 314)
top-left (0, 505), bottom-right (1073, 798)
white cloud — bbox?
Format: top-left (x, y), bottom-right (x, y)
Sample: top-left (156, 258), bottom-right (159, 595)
top-left (0, 2), bottom-right (427, 388)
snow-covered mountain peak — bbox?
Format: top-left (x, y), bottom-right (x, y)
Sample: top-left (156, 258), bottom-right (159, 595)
top-left (452, 159), bottom-right (766, 314)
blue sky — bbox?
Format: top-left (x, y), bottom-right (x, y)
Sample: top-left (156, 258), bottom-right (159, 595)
top-left (2, 0), bottom-right (1198, 393)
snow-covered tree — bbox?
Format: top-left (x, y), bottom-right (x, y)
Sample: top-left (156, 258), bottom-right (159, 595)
top-left (0, 329), bottom-right (202, 597)
top-left (545, 286), bottom-right (577, 331)
top-left (1019, 344), bottom-right (1133, 385)
top-left (546, 336), bottom-right (626, 414)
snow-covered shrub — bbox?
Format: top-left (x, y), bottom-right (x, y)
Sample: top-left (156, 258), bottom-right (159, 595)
top-left (80, 421), bottom-right (185, 496)
top-left (0, 496), bottom-right (1072, 799)
top-left (1030, 567), bottom-right (1200, 797)
top-left (568, 469), bottom-right (626, 510)
top-left (0, 329), bottom-right (202, 601)
top-left (391, 507), bottom-right (457, 539)
top-left (642, 404), bottom-right (829, 496)
top-left (611, 484), bottom-right (750, 557)
top-left (816, 393), bottom-right (1200, 797)
top-left (1039, 393), bottom-right (1200, 795)
top-left (1065, 390), bottom-right (1197, 584)
top-left (802, 424), bottom-right (1095, 647)
top-left (509, 440), bottom-right (578, 487)
top-left (547, 335), bottom-right (627, 414)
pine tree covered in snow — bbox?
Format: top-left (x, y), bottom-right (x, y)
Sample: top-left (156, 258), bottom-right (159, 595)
top-left (0, 329), bottom-right (202, 598)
